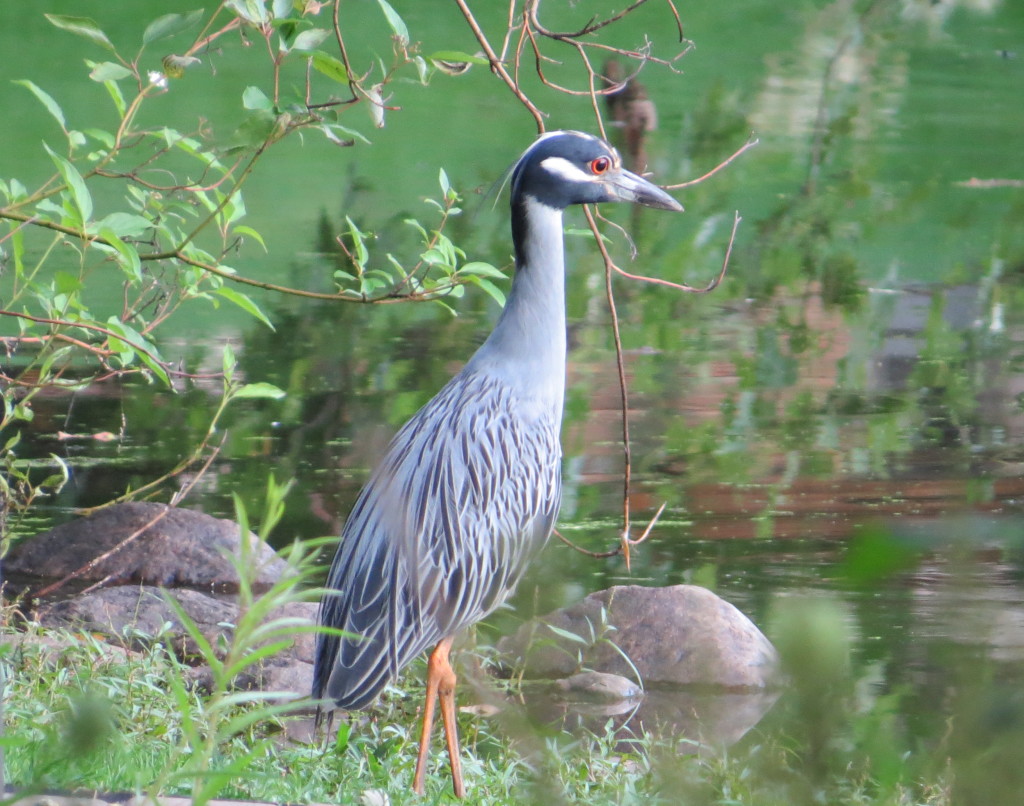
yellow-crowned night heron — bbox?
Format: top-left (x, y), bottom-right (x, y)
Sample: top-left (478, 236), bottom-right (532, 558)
top-left (314, 130), bottom-right (682, 797)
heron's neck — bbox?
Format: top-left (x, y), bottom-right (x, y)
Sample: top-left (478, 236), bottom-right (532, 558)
top-left (467, 196), bottom-right (567, 411)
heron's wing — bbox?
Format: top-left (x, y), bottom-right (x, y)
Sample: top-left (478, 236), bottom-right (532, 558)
top-left (314, 369), bottom-right (561, 709)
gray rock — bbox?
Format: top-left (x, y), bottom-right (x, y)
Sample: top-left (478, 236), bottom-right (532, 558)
top-left (500, 584), bottom-right (778, 690)
top-left (552, 671), bottom-right (642, 703)
top-left (38, 587), bottom-right (317, 698)
top-left (7, 502), bottom-right (287, 591)
top-left (38, 584), bottom-right (236, 659)
top-left (234, 600), bottom-right (317, 697)
top-left (244, 655), bottom-right (314, 697)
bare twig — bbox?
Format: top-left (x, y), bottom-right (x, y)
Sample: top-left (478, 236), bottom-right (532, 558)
top-left (0, 309), bottom-right (168, 370)
top-left (587, 204), bottom-right (635, 550)
top-left (611, 210), bottom-right (741, 294)
top-left (574, 189), bottom-right (741, 568)
top-left (453, 0), bottom-right (546, 131)
top-left (554, 527), bottom-right (620, 559)
top-left (33, 506), bottom-right (175, 598)
top-left (669, 135), bottom-right (760, 190)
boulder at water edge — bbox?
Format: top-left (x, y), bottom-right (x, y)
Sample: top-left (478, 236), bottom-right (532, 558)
top-left (499, 584), bottom-right (778, 690)
top-left (7, 501), bottom-right (287, 590)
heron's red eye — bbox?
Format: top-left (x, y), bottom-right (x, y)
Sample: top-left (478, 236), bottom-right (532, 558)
top-left (589, 157), bottom-right (611, 175)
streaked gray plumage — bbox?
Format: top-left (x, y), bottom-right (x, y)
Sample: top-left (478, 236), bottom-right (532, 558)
top-left (315, 371), bottom-right (561, 707)
top-left (313, 131), bottom-right (681, 794)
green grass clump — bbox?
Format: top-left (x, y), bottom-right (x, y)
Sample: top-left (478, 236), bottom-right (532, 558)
top-left (3, 614), bottom-right (958, 806)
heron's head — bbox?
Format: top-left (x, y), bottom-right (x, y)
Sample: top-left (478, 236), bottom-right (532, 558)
top-left (509, 130), bottom-right (682, 212)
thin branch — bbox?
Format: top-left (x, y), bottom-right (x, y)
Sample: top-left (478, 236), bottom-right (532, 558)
top-left (169, 433), bottom-right (227, 507)
top-left (669, 135), bottom-right (759, 190)
top-left (453, 0), bottom-right (546, 131)
top-left (620, 502), bottom-right (666, 571)
top-left (611, 210), bottom-right (741, 294)
top-left (62, 434), bottom-right (226, 599)
top-left (554, 502), bottom-right (667, 570)
top-left (554, 527), bottom-right (621, 559)
top-left (586, 204), bottom-right (635, 550)
top-left (33, 505), bottom-right (175, 598)
top-left (0, 309), bottom-right (168, 370)
top-left (580, 188), bottom-right (740, 568)
top-left (528, 0), bottom-right (659, 41)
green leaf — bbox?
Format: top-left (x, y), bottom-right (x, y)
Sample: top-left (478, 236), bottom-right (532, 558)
top-left (545, 623), bottom-right (590, 645)
top-left (54, 271), bottom-right (84, 295)
top-left (232, 225), bottom-right (267, 250)
top-left (44, 14), bottom-right (115, 51)
top-left (143, 10), bottom-right (205, 45)
top-left (83, 128), bottom-right (115, 148)
top-left (427, 50), bottom-right (489, 65)
top-left (421, 247), bottom-right (453, 269)
top-left (14, 80), bottom-right (66, 131)
top-left (95, 212), bottom-right (153, 238)
top-left (412, 55), bottom-right (430, 83)
top-left (225, 110), bottom-right (277, 151)
top-left (345, 216), bottom-right (369, 268)
top-left (88, 61), bottom-right (132, 82)
top-left (374, 0), bottom-right (409, 45)
top-left (291, 27), bottom-right (329, 52)
top-left (242, 85), bottom-right (273, 112)
top-left (404, 218), bottom-right (428, 240)
top-left (222, 342), bottom-right (236, 382)
top-left (320, 122), bottom-right (369, 146)
top-left (39, 454), bottom-right (71, 492)
top-left (233, 382), bottom-right (286, 400)
top-left (276, 19), bottom-right (298, 50)
top-left (96, 228), bottom-right (142, 282)
top-left (101, 76), bottom-right (127, 117)
top-left (43, 143), bottom-right (92, 224)
top-left (467, 276), bottom-right (506, 307)
top-left (225, 0), bottom-right (271, 24)
top-left (104, 318), bottom-right (170, 386)
top-left (458, 261), bottom-right (506, 279)
top-left (310, 51), bottom-right (348, 84)
top-left (213, 286), bottom-right (275, 330)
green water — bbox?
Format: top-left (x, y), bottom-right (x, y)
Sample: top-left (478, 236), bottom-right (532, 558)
top-left (3, 0), bottom-right (1024, 798)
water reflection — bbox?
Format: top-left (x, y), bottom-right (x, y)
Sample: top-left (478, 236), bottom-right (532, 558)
top-left (522, 684), bottom-right (781, 756)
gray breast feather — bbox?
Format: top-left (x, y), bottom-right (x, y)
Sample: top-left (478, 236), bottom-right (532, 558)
top-left (314, 369), bottom-right (562, 709)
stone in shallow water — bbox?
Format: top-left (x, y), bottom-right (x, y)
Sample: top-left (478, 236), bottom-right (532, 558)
top-left (552, 671), bottom-right (643, 703)
top-left (500, 584), bottom-right (778, 690)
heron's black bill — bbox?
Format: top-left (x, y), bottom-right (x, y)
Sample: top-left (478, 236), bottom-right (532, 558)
top-left (609, 169), bottom-right (683, 212)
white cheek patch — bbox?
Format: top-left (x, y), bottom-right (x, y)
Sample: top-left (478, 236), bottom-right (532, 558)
top-left (539, 156), bottom-right (596, 184)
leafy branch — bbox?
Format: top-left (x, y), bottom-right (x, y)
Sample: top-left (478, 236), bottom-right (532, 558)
top-left (1, 0), bottom-right (751, 574)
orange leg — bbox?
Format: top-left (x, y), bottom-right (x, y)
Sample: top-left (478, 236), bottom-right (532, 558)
top-left (412, 636), bottom-right (465, 798)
